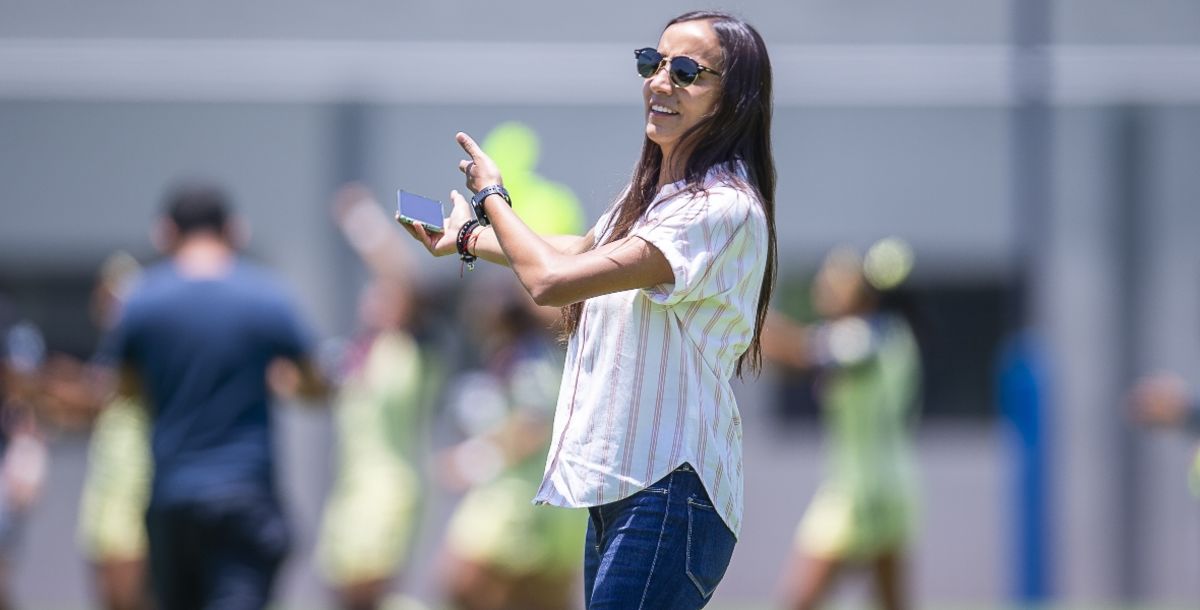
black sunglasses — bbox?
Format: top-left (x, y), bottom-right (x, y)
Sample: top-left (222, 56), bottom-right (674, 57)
top-left (634, 47), bottom-right (721, 88)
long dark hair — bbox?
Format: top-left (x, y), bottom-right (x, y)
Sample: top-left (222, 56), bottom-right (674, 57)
top-left (561, 10), bottom-right (777, 378)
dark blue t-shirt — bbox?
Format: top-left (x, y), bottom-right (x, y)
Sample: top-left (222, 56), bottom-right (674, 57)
top-left (107, 260), bottom-right (312, 506)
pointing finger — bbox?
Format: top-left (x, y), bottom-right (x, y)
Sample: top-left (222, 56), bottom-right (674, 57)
top-left (456, 132), bottom-right (484, 160)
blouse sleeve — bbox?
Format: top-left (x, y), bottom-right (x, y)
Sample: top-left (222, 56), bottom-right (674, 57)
top-left (630, 186), bottom-right (762, 306)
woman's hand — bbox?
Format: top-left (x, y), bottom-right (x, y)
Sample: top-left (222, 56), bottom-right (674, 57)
top-left (396, 189), bottom-right (474, 257)
top-left (457, 132), bottom-right (503, 193)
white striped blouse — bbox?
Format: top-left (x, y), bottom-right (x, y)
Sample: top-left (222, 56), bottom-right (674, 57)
top-left (533, 166), bottom-right (768, 537)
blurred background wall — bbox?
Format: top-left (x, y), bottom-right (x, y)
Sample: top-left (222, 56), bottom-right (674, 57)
top-left (0, 1), bottom-right (1198, 608)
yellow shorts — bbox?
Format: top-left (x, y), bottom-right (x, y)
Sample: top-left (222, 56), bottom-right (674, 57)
top-left (77, 399), bottom-right (152, 562)
top-left (316, 462), bottom-right (422, 584)
top-left (445, 475), bottom-right (586, 576)
top-left (796, 484), bottom-right (915, 562)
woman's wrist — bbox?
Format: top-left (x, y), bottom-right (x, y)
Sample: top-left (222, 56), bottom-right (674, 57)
top-left (466, 225), bottom-right (485, 257)
top-left (456, 219), bottom-right (480, 268)
top-left (471, 185), bottom-right (511, 227)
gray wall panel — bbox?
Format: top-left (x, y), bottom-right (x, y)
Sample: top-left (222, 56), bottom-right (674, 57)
top-left (0, 1), bottom-right (1009, 44)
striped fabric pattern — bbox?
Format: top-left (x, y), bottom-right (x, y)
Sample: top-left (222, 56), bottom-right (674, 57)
top-left (533, 167), bottom-right (768, 537)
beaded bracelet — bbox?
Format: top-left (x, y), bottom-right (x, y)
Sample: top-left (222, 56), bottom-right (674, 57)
top-left (456, 219), bottom-right (480, 274)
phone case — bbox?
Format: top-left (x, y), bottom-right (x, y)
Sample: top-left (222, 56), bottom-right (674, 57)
top-left (397, 214), bottom-right (445, 233)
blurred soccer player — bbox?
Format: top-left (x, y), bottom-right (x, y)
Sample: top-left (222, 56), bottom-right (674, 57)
top-left (438, 285), bottom-right (585, 610)
top-left (102, 182), bottom-right (328, 610)
top-left (764, 241), bottom-right (922, 610)
top-left (314, 185), bottom-right (431, 610)
top-left (76, 252), bottom-right (153, 610)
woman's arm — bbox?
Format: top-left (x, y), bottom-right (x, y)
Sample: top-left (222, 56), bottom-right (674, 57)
top-left (467, 226), bottom-right (596, 266)
top-left (397, 190), bottom-right (597, 270)
top-left (459, 133), bottom-right (672, 306)
top-left (400, 132), bottom-right (672, 306)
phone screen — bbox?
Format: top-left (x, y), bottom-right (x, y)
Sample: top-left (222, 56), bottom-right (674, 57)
top-left (397, 190), bottom-right (445, 233)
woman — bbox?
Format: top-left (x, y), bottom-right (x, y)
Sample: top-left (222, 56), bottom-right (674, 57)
top-left (401, 11), bottom-right (776, 608)
top-left (764, 242), bottom-right (922, 610)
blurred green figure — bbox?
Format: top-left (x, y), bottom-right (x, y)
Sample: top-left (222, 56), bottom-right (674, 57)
top-left (482, 122), bottom-right (584, 237)
top-left (764, 240), bottom-right (922, 610)
top-left (437, 283), bottom-right (587, 610)
top-left (72, 252), bottom-right (153, 610)
top-left (315, 185), bottom-right (432, 610)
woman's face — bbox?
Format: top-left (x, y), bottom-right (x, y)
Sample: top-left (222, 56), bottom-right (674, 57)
top-left (643, 20), bottom-right (723, 164)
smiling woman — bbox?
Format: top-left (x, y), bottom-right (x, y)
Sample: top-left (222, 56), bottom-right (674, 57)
top-left (639, 20), bottom-right (725, 168)
top-left (399, 10), bottom-right (776, 609)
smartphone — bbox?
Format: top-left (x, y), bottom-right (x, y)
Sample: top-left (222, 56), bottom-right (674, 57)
top-left (396, 190), bottom-right (445, 233)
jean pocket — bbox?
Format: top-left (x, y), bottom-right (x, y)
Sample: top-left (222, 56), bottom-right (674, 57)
top-left (685, 498), bottom-right (736, 598)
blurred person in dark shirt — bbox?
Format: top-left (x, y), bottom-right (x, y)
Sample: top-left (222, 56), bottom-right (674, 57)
top-left (102, 182), bottom-right (328, 610)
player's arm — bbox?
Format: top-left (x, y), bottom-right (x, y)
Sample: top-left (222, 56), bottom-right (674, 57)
top-left (762, 311), bottom-right (815, 370)
top-left (115, 364), bottom-right (141, 400)
top-left (268, 357), bottom-right (331, 403)
top-left (292, 358), bottom-right (330, 401)
top-left (333, 184), bottom-right (416, 279)
top-left (1131, 373), bottom-right (1195, 429)
top-left (496, 410), bottom-right (552, 464)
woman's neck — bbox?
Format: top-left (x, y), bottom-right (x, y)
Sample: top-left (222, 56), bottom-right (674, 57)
top-left (657, 150), bottom-right (688, 188)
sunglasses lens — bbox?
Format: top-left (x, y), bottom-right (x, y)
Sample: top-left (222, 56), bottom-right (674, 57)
top-left (635, 48), bottom-right (662, 78)
top-left (669, 56), bottom-right (701, 87)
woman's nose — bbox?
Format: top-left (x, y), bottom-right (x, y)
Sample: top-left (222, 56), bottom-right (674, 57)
top-left (648, 61), bottom-right (673, 93)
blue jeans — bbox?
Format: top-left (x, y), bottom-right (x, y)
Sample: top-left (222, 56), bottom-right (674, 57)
top-left (584, 464), bottom-right (737, 609)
